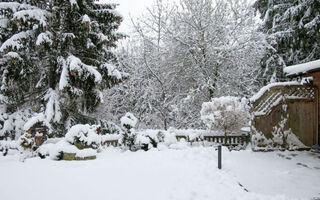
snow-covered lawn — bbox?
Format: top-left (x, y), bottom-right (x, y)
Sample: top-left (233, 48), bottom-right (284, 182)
top-left (0, 147), bottom-right (319, 200)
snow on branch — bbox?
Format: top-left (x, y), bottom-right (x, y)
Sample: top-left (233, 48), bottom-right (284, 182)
top-left (69, 0), bottom-right (78, 7)
top-left (102, 63), bottom-right (122, 79)
top-left (0, 2), bottom-right (34, 13)
top-left (58, 57), bottom-right (69, 90)
top-left (44, 89), bottom-right (61, 123)
top-left (82, 14), bottom-right (91, 23)
top-left (0, 31), bottom-right (32, 52)
top-left (23, 113), bottom-right (51, 132)
top-left (36, 31), bottom-right (53, 46)
top-left (66, 55), bottom-right (102, 83)
top-left (13, 8), bottom-right (51, 26)
top-left (4, 52), bottom-right (22, 61)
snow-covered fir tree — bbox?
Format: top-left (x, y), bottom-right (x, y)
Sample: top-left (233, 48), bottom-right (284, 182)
top-left (0, 0), bottom-right (123, 139)
top-left (254, 0), bottom-right (320, 84)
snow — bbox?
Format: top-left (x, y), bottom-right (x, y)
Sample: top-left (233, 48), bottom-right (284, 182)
top-left (13, 9), bottom-right (50, 26)
top-left (103, 63), bottom-right (122, 79)
top-left (0, 147), bottom-right (319, 200)
top-left (120, 112), bottom-right (138, 128)
top-left (0, 31), bottom-right (32, 52)
top-left (38, 140), bottom-right (97, 160)
top-left (284, 59), bottom-right (320, 76)
top-left (58, 57), bottom-right (69, 90)
top-left (44, 89), bottom-right (61, 123)
top-left (65, 124), bottom-right (101, 147)
top-left (201, 96), bottom-right (249, 132)
top-left (82, 14), bottom-right (90, 23)
top-left (36, 31), bottom-right (53, 46)
top-left (0, 110), bottom-right (30, 139)
top-left (69, 0), bottom-right (79, 8)
top-left (101, 134), bottom-right (121, 143)
top-left (0, 2), bottom-right (34, 13)
top-left (66, 55), bottom-right (102, 83)
top-left (23, 113), bottom-right (51, 131)
top-left (250, 81), bottom-right (301, 102)
top-left (4, 52), bottom-right (22, 61)
top-left (0, 140), bottom-right (18, 150)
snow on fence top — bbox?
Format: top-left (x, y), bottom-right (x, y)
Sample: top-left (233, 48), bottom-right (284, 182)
top-left (284, 59), bottom-right (320, 76)
top-left (250, 81), bottom-right (301, 103)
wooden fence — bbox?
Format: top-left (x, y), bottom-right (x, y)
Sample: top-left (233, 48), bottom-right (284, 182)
top-left (176, 134), bottom-right (250, 147)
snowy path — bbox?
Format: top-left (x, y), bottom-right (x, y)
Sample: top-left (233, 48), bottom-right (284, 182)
top-left (0, 147), bottom-right (319, 200)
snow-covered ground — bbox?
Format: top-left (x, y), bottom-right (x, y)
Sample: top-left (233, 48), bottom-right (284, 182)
top-left (0, 147), bottom-right (319, 200)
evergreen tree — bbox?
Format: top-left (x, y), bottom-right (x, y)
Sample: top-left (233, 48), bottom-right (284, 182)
top-left (0, 0), bottom-right (123, 138)
top-left (254, 0), bottom-right (320, 84)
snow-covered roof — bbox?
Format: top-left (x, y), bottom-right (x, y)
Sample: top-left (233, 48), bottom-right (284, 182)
top-left (284, 59), bottom-right (320, 77)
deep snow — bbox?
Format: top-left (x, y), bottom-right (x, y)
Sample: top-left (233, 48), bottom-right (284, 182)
top-left (0, 147), bottom-right (319, 200)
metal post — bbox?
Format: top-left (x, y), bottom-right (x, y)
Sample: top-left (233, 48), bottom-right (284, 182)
top-left (218, 145), bottom-right (222, 169)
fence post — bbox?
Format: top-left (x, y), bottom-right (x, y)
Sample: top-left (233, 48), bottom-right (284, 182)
top-left (218, 145), bottom-right (222, 169)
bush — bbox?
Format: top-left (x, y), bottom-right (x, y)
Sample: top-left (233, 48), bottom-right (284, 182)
top-left (65, 124), bottom-right (101, 149)
top-left (120, 113), bottom-right (138, 150)
top-left (200, 96), bottom-right (249, 140)
top-left (18, 133), bottom-right (36, 151)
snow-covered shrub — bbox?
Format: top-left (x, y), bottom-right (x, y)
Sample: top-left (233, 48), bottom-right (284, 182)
top-left (99, 120), bottom-right (122, 135)
top-left (135, 131), bottom-right (166, 151)
top-left (200, 96), bottom-right (249, 138)
top-left (18, 133), bottom-right (35, 151)
top-left (0, 140), bottom-right (18, 156)
top-left (0, 109), bottom-right (31, 140)
top-left (120, 113), bottom-right (138, 150)
top-left (120, 112), bottom-right (138, 130)
top-left (65, 124), bottom-right (101, 149)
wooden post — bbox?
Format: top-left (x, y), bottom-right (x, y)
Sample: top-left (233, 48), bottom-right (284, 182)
top-left (218, 145), bottom-right (222, 169)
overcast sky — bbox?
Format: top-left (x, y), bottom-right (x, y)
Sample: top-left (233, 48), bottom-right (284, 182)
top-left (98, 0), bottom-right (155, 33)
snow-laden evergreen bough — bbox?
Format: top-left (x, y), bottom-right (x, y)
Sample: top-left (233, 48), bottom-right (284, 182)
top-left (254, 0), bottom-right (320, 83)
top-left (0, 0), bottom-right (124, 139)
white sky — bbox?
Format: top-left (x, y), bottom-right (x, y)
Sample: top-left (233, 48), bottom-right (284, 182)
top-left (98, 0), bottom-right (156, 33)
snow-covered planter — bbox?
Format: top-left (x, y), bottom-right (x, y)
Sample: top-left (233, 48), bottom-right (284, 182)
top-left (37, 140), bottom-right (97, 161)
top-left (65, 124), bottom-right (101, 150)
top-left (200, 96), bottom-right (249, 144)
